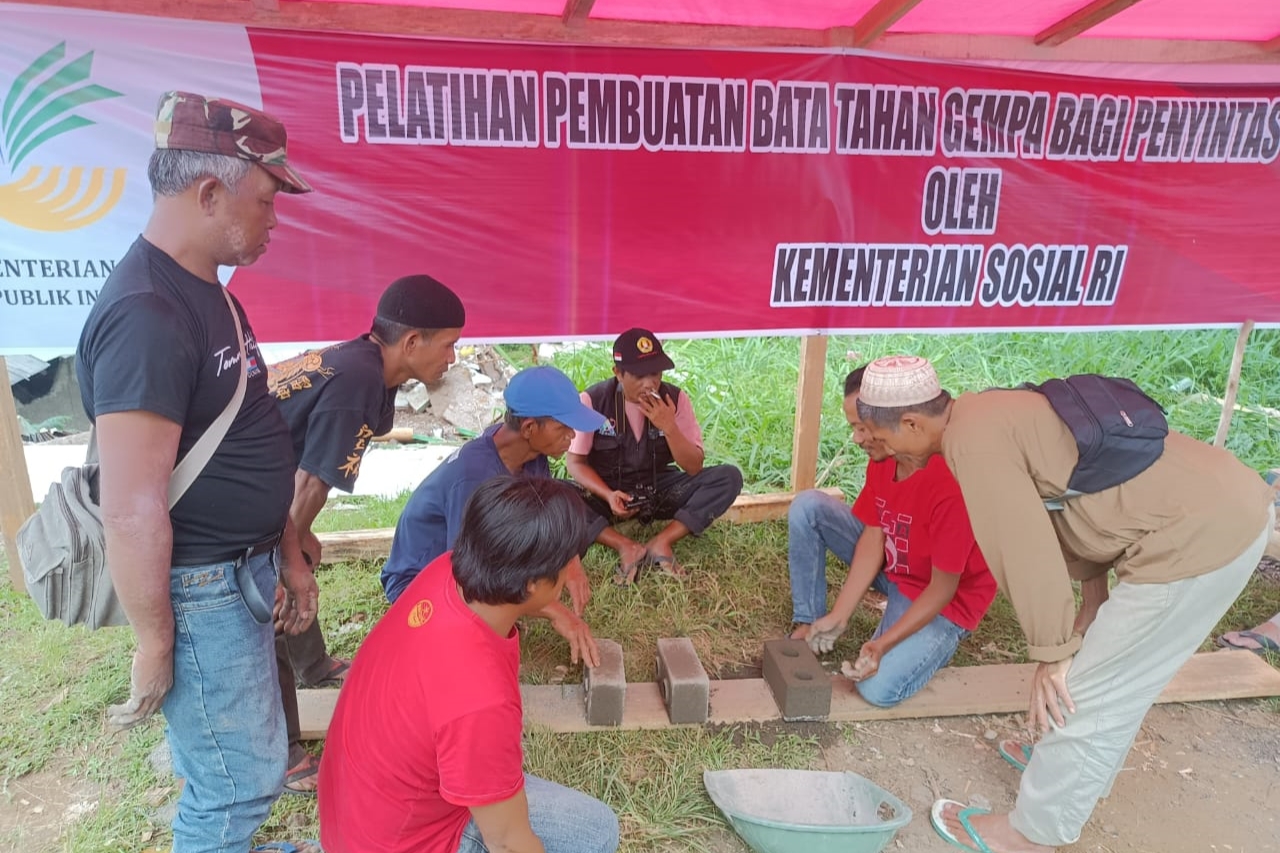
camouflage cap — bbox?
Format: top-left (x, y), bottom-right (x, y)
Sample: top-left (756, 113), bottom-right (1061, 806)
top-left (154, 91), bottom-right (312, 194)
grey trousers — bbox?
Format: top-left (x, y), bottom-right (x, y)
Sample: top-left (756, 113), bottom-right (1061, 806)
top-left (1010, 506), bottom-right (1272, 846)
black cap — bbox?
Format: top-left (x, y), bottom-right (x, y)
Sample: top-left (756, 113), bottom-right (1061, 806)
top-left (376, 275), bottom-right (466, 330)
top-left (612, 327), bottom-right (674, 374)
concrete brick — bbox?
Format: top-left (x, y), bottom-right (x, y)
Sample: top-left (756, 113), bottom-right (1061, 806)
top-left (655, 637), bottom-right (710, 724)
top-left (762, 638), bottom-right (831, 721)
top-left (584, 639), bottom-right (625, 726)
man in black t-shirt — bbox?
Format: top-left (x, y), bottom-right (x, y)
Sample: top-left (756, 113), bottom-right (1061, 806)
top-left (268, 274), bottom-right (466, 795)
top-left (75, 92), bottom-right (319, 853)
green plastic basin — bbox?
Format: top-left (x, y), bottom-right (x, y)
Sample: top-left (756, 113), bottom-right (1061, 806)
top-left (703, 768), bottom-right (913, 853)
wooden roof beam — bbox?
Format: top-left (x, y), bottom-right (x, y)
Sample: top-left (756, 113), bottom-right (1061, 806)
top-left (1035, 0), bottom-right (1143, 47)
top-left (840, 0), bottom-right (925, 48)
top-left (561, 0), bottom-right (595, 27)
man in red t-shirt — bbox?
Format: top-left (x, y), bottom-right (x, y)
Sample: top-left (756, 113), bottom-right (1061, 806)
top-left (803, 373), bottom-right (997, 708)
top-left (318, 476), bottom-right (620, 853)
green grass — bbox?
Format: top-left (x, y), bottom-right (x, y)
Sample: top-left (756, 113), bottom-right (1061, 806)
top-left (520, 330), bottom-right (1280, 497)
top-left (6, 328), bottom-right (1280, 852)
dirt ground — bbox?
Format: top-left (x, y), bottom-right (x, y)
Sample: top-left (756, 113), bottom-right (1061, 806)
top-left (750, 700), bottom-right (1280, 853)
top-left (4, 700), bottom-right (1276, 852)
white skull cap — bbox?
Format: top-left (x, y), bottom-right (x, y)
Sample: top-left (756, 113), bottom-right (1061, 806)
top-left (859, 355), bottom-right (943, 407)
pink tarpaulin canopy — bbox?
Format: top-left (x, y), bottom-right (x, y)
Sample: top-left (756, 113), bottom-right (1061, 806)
top-left (281, 0), bottom-right (1280, 42)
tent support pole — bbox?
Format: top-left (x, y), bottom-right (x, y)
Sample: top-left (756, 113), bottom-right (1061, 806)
top-left (790, 335), bottom-right (828, 491)
top-left (0, 358), bottom-right (36, 590)
top-left (1213, 320), bottom-right (1255, 448)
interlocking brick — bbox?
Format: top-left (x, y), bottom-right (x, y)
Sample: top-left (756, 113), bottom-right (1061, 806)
top-left (655, 637), bottom-right (710, 724)
top-left (762, 638), bottom-right (831, 721)
top-left (584, 639), bottom-right (625, 726)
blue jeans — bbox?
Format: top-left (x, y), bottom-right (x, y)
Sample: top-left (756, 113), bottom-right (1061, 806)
top-left (857, 574), bottom-right (970, 707)
top-left (456, 775), bottom-right (619, 853)
top-left (164, 552), bottom-right (286, 853)
top-left (787, 489), bottom-right (865, 625)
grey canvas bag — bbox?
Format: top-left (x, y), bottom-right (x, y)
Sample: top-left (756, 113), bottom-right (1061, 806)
top-left (17, 286), bottom-right (248, 630)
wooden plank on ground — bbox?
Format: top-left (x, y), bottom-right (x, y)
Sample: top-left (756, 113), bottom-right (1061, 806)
top-left (314, 488), bottom-right (844, 564)
top-left (296, 651), bottom-right (1280, 738)
top-left (0, 358), bottom-right (37, 590)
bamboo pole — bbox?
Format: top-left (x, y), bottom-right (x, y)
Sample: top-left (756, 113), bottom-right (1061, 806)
top-left (1213, 320), bottom-right (1254, 448)
top-left (0, 358), bottom-right (36, 589)
top-left (789, 335), bottom-right (828, 491)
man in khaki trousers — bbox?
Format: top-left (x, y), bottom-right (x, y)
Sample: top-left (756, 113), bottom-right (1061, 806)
top-left (854, 355), bottom-right (1273, 853)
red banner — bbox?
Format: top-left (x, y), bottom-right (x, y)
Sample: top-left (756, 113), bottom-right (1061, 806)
top-left (225, 32), bottom-right (1280, 339)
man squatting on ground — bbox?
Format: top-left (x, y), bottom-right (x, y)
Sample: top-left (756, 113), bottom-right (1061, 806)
top-left (76, 92), bottom-right (319, 853)
top-left (268, 274), bottom-right (466, 794)
top-left (319, 476), bottom-right (621, 853)
top-left (789, 365), bottom-right (996, 707)
top-left (380, 365), bottom-right (607, 667)
top-left (854, 355), bottom-right (1275, 853)
top-left (565, 328), bottom-right (743, 585)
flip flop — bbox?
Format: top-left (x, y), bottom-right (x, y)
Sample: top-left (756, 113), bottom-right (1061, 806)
top-left (308, 658), bottom-right (351, 689)
top-left (1217, 630), bottom-right (1280, 655)
top-left (997, 739), bottom-right (1033, 773)
top-left (930, 799), bottom-right (996, 853)
top-left (646, 554), bottom-right (686, 578)
top-left (282, 753), bottom-right (320, 797)
top-left (612, 555), bottom-right (647, 587)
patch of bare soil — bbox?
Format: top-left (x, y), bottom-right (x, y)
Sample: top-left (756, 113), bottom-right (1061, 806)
top-left (696, 700), bottom-right (1279, 853)
top-left (0, 763), bottom-right (102, 852)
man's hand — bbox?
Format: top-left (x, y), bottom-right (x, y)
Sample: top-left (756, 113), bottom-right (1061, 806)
top-left (547, 606), bottom-right (600, 667)
top-left (846, 639), bottom-right (884, 681)
top-left (638, 391), bottom-right (679, 433)
top-left (299, 527), bottom-right (323, 569)
top-left (1028, 656), bottom-right (1076, 733)
top-left (607, 490), bottom-right (638, 519)
top-left (563, 560), bottom-right (591, 617)
top-left (107, 645), bottom-right (174, 730)
top-left (805, 612), bottom-right (849, 654)
top-left (278, 556), bottom-right (319, 636)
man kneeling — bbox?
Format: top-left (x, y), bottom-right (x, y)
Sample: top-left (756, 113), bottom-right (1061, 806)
top-left (802, 359), bottom-right (996, 708)
top-left (319, 476), bottom-right (620, 853)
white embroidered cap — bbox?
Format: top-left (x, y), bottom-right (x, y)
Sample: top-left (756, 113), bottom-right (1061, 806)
top-left (859, 355), bottom-right (943, 407)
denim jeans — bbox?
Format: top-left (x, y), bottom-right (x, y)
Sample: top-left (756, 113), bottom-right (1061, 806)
top-left (455, 775), bottom-right (619, 853)
top-left (856, 573), bottom-right (970, 708)
top-left (787, 489), bottom-right (865, 624)
top-left (164, 552), bottom-right (286, 853)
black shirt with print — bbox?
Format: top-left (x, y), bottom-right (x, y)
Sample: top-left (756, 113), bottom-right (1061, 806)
top-left (270, 336), bottom-right (395, 493)
top-left (76, 237), bottom-right (296, 566)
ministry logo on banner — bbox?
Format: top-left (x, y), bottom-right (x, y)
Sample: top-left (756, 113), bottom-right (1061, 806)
top-left (0, 4), bottom-right (263, 354)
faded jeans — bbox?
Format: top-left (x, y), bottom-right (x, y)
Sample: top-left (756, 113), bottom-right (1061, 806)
top-left (788, 489), bottom-right (968, 707)
top-left (787, 489), bottom-right (866, 625)
top-left (456, 775), bottom-right (619, 853)
top-left (164, 552), bottom-right (286, 853)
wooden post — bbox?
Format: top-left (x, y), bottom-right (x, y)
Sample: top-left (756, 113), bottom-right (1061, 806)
top-left (789, 335), bottom-right (828, 492)
top-left (1214, 320), bottom-right (1254, 448)
top-left (0, 357), bottom-right (37, 589)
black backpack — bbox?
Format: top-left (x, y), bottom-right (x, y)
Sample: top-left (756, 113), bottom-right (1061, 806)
top-left (1023, 374), bottom-right (1168, 496)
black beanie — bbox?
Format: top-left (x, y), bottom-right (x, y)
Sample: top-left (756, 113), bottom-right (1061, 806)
top-left (376, 275), bottom-right (466, 330)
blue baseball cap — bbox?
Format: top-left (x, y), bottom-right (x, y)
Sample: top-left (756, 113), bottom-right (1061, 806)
top-left (504, 366), bottom-right (606, 432)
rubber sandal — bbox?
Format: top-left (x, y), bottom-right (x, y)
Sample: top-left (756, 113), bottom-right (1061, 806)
top-left (997, 739), bottom-right (1032, 773)
top-left (308, 658), bottom-right (351, 689)
top-left (646, 554), bottom-right (686, 578)
top-left (930, 799), bottom-right (996, 853)
top-left (282, 754), bottom-right (320, 797)
top-left (1217, 630), bottom-right (1280, 655)
top-left (612, 556), bottom-right (646, 587)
